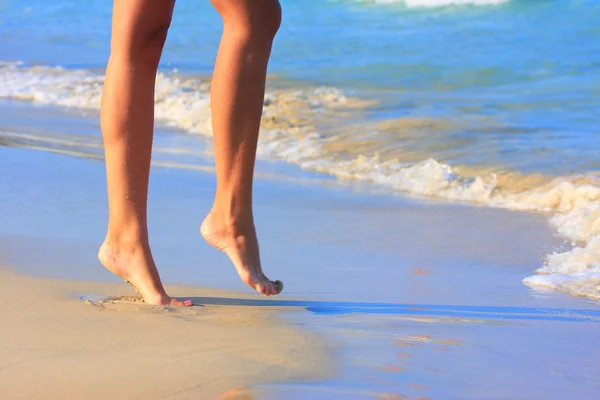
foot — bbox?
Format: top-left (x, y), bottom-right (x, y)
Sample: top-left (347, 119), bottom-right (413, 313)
top-left (98, 240), bottom-right (192, 307)
top-left (201, 211), bottom-right (283, 296)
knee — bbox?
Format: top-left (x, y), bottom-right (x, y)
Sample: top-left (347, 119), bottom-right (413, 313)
top-left (255, 1), bottom-right (282, 41)
top-left (111, 18), bottom-right (172, 69)
top-left (212, 0), bottom-right (281, 43)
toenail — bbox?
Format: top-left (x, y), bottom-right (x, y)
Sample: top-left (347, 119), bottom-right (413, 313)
top-left (272, 280), bottom-right (284, 292)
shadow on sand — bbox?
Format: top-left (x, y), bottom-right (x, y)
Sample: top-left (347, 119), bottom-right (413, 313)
top-left (185, 297), bottom-right (600, 322)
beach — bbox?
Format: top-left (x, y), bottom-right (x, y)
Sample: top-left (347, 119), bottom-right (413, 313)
top-left (2, 102), bottom-right (600, 399)
top-left (0, 267), bottom-right (332, 400)
top-left (2, 0), bottom-right (600, 398)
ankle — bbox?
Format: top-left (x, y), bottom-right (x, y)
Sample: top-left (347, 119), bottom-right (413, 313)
top-left (205, 208), bottom-right (254, 234)
top-left (105, 225), bottom-right (149, 249)
top-left (210, 202), bottom-right (253, 224)
top-left (213, 189), bottom-right (253, 215)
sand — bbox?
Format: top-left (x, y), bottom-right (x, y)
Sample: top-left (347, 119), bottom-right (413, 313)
top-left (0, 266), bottom-right (332, 400)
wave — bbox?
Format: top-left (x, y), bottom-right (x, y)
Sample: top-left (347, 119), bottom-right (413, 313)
top-left (1, 61), bottom-right (599, 301)
top-left (346, 0), bottom-right (510, 8)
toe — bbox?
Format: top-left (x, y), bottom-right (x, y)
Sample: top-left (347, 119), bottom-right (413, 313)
top-left (262, 280), bottom-right (283, 296)
top-left (170, 298), bottom-right (193, 307)
top-left (255, 282), bottom-right (269, 296)
top-left (272, 280), bottom-right (284, 295)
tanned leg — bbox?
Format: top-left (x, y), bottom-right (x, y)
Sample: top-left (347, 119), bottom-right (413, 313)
top-left (98, 0), bottom-right (191, 306)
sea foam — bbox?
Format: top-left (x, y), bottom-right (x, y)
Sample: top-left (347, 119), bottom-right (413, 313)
top-left (349, 0), bottom-right (510, 8)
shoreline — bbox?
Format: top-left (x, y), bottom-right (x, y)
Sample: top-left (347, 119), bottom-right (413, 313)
top-left (2, 102), bottom-right (600, 398)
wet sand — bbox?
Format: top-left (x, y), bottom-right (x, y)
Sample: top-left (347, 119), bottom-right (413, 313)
top-left (0, 266), bottom-right (332, 400)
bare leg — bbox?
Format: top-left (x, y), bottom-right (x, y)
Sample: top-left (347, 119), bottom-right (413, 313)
top-left (201, 0), bottom-right (283, 296)
top-left (98, 0), bottom-right (191, 306)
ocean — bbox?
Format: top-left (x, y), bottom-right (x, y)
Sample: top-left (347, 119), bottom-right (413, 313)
top-left (2, 2), bottom-right (600, 397)
top-left (1, 0), bottom-right (599, 301)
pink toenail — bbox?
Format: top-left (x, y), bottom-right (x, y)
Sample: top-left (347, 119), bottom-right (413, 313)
top-left (184, 300), bottom-right (192, 306)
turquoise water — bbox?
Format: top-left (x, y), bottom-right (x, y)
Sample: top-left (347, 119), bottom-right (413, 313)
top-left (1, 0), bottom-right (599, 174)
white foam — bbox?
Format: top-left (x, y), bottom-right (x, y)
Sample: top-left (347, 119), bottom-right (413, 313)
top-left (2, 61), bottom-right (599, 301)
top-left (349, 0), bottom-right (510, 8)
top-left (523, 236), bottom-right (600, 300)
top-left (403, 0), bottom-right (509, 7)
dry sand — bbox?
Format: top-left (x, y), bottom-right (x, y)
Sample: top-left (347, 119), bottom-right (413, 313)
top-left (0, 266), bottom-right (332, 400)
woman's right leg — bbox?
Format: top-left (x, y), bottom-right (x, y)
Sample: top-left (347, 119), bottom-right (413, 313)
top-left (98, 0), bottom-right (190, 306)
